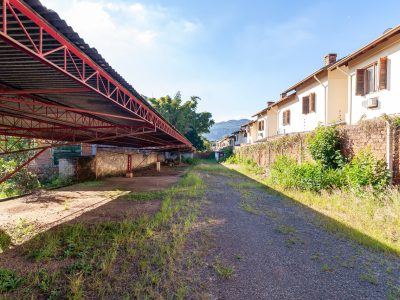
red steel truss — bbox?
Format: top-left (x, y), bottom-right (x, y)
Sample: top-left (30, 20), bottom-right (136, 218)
top-left (0, 0), bottom-right (193, 184)
top-left (0, 0), bottom-right (190, 147)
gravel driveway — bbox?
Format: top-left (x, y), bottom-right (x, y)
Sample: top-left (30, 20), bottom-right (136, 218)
top-left (198, 169), bottom-right (400, 300)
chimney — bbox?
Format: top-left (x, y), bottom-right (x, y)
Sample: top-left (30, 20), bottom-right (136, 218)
top-left (267, 101), bottom-right (275, 107)
top-left (280, 92), bottom-right (287, 99)
top-left (324, 53), bottom-right (337, 66)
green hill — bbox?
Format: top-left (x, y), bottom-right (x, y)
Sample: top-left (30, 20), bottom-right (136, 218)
top-left (204, 119), bottom-right (250, 141)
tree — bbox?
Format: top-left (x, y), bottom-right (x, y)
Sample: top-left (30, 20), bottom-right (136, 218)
top-left (0, 137), bottom-right (39, 197)
top-left (148, 92), bottom-right (214, 150)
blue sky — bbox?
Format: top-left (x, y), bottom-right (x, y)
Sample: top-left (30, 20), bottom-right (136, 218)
top-left (42, 0), bottom-right (400, 122)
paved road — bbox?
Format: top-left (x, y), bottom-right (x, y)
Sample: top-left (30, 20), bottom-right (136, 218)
top-left (199, 170), bottom-right (400, 300)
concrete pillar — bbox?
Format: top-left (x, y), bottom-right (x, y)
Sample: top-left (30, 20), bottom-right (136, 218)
top-left (126, 154), bottom-right (133, 178)
top-left (156, 161), bottom-right (161, 172)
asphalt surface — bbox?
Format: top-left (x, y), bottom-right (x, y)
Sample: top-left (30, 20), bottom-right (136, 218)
top-left (200, 170), bottom-right (400, 300)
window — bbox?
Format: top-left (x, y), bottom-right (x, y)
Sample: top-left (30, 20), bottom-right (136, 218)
top-left (303, 93), bottom-right (316, 115)
top-left (258, 120), bottom-right (264, 131)
top-left (282, 110), bottom-right (290, 126)
top-left (356, 57), bottom-right (388, 96)
top-left (365, 64), bottom-right (377, 94)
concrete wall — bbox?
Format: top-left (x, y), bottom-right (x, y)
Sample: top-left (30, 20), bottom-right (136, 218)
top-left (267, 108), bottom-right (278, 138)
top-left (56, 149), bottom-right (165, 180)
top-left (328, 68), bottom-right (348, 123)
top-left (93, 149), bottom-right (164, 178)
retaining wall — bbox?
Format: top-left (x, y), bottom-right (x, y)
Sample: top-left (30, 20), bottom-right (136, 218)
top-left (234, 119), bottom-right (400, 182)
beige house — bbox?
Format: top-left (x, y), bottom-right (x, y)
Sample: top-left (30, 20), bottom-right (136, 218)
top-left (242, 120), bottom-right (258, 144)
top-left (251, 101), bottom-right (276, 141)
top-left (274, 53), bottom-right (347, 135)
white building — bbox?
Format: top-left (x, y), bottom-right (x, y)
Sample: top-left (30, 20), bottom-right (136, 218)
top-left (328, 26), bottom-right (400, 125)
top-left (274, 53), bottom-right (346, 135)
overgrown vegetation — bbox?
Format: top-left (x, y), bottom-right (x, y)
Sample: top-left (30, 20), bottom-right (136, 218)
top-left (0, 138), bottom-right (40, 198)
top-left (224, 124), bottom-right (400, 255)
top-left (306, 124), bottom-right (345, 169)
top-left (0, 171), bottom-right (206, 299)
top-left (268, 125), bottom-right (390, 192)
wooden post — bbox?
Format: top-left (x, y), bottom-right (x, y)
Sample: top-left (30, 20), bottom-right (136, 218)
top-left (156, 161), bottom-right (161, 172)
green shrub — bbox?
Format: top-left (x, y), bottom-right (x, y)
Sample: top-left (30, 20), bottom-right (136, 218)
top-left (0, 269), bottom-right (22, 293)
top-left (225, 155), bottom-right (240, 164)
top-left (307, 125), bottom-right (345, 169)
top-left (42, 176), bottom-right (74, 189)
top-left (269, 156), bottom-right (344, 192)
top-left (183, 157), bottom-right (200, 165)
top-left (344, 148), bottom-right (390, 191)
top-left (218, 146), bottom-right (234, 162)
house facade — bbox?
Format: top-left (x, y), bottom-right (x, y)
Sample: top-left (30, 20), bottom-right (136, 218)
top-left (221, 26), bottom-right (400, 151)
top-left (328, 26), bottom-right (400, 125)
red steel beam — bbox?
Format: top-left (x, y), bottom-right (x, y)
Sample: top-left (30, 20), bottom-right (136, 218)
top-left (0, 88), bottom-right (91, 94)
top-left (0, 0), bottom-right (192, 148)
top-left (0, 127), bottom-right (158, 156)
top-left (0, 96), bottom-right (147, 123)
top-left (0, 147), bottom-right (48, 184)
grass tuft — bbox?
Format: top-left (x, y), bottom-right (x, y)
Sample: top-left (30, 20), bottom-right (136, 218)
top-left (0, 269), bottom-right (22, 293)
top-left (214, 259), bottom-right (234, 279)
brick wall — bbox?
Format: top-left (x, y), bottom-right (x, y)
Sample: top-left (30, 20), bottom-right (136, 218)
top-left (234, 119), bottom-right (400, 182)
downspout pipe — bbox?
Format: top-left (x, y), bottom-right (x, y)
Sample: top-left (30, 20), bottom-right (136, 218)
top-left (386, 120), bottom-right (393, 182)
top-left (313, 75), bottom-right (328, 125)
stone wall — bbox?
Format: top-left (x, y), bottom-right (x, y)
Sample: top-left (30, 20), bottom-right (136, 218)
top-left (235, 119), bottom-right (400, 182)
top-left (57, 149), bottom-right (165, 180)
top-left (92, 149), bottom-right (164, 178)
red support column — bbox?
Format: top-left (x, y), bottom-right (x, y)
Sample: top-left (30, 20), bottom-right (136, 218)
top-left (126, 154), bottom-right (133, 178)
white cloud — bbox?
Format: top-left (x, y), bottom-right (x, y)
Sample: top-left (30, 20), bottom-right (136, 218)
top-left (39, 0), bottom-right (202, 97)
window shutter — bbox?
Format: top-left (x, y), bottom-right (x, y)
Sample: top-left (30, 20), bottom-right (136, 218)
top-left (309, 93), bottom-right (316, 112)
top-left (379, 56), bottom-right (388, 90)
top-left (282, 111), bottom-right (286, 126)
top-left (356, 69), bottom-right (365, 96)
top-left (302, 97), bottom-right (307, 114)
top-left (287, 110), bottom-right (291, 125)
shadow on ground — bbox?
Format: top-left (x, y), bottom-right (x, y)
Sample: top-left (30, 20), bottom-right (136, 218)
top-left (208, 162), bottom-right (399, 256)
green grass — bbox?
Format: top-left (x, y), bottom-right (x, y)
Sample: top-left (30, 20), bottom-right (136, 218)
top-left (224, 162), bottom-right (400, 256)
top-left (214, 259), bottom-right (234, 279)
top-left (276, 225), bottom-right (296, 235)
top-left (0, 269), bottom-right (22, 293)
top-left (0, 231), bottom-right (11, 254)
top-left (321, 264), bottom-right (335, 272)
top-left (1, 171), bottom-right (206, 299)
top-left (122, 190), bottom-right (166, 201)
top-left (360, 272), bottom-right (378, 285)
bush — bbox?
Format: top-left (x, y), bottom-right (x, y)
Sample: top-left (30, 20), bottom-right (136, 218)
top-left (307, 125), bottom-right (345, 169)
top-left (344, 148), bottom-right (390, 191)
top-left (269, 156), bottom-right (345, 192)
top-left (42, 176), bottom-right (74, 189)
top-left (183, 157), bottom-right (200, 165)
top-left (0, 158), bottom-right (40, 198)
top-left (218, 146), bottom-right (234, 162)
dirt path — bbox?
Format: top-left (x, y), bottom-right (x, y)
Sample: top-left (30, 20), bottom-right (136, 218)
top-left (199, 168), bottom-right (400, 300)
top-left (0, 166), bottom-right (184, 246)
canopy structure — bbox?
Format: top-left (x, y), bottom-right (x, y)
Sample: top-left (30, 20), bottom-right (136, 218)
top-left (0, 0), bottom-right (192, 183)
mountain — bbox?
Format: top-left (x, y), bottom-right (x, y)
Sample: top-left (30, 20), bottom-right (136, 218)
top-left (204, 119), bottom-right (250, 141)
